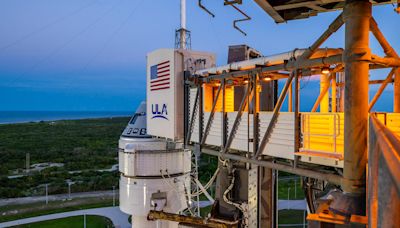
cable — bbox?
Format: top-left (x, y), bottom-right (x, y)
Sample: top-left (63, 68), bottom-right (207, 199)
top-left (78, 0), bottom-right (145, 74)
top-left (55, 0), bottom-right (145, 95)
top-left (191, 167), bottom-right (219, 196)
top-left (160, 170), bottom-right (195, 216)
top-left (222, 168), bottom-right (247, 213)
top-left (6, 0), bottom-right (124, 86)
top-left (0, 0), bottom-right (99, 52)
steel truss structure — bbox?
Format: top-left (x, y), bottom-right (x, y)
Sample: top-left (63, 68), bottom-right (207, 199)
top-left (184, 2), bottom-right (400, 226)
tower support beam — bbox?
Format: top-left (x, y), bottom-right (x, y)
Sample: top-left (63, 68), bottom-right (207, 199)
top-left (370, 18), bottom-right (400, 112)
top-left (342, 0), bottom-right (371, 194)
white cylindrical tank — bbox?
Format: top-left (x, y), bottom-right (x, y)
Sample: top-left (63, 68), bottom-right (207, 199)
top-left (119, 102), bottom-right (191, 228)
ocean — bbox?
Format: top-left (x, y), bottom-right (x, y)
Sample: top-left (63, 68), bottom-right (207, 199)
top-left (0, 111), bottom-right (132, 124)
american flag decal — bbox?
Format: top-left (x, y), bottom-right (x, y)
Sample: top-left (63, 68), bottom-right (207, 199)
top-left (150, 60), bottom-right (170, 91)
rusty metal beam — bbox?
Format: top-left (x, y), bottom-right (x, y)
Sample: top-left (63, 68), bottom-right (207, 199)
top-left (368, 68), bottom-right (396, 112)
top-left (370, 54), bottom-right (400, 67)
top-left (148, 210), bottom-right (238, 228)
top-left (342, 0), bottom-right (371, 194)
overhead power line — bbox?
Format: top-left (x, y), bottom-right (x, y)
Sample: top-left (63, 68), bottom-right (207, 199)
top-left (7, 0), bottom-right (124, 86)
top-left (0, 0), bottom-right (99, 52)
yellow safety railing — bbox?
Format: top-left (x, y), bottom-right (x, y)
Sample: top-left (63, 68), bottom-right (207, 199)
top-left (300, 113), bottom-right (344, 158)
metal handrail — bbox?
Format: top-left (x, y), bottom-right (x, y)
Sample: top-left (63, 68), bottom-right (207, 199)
top-left (300, 112), bottom-right (341, 154)
top-left (369, 114), bottom-right (400, 193)
top-left (300, 113), bottom-right (341, 137)
top-left (368, 114), bottom-right (400, 228)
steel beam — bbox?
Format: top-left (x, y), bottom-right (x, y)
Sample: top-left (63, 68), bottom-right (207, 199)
top-left (253, 72), bottom-right (295, 158)
top-left (185, 87), bottom-right (200, 145)
top-left (199, 84), bottom-right (204, 143)
top-left (368, 114), bottom-right (400, 227)
top-left (201, 147), bottom-right (343, 185)
top-left (370, 55), bottom-right (400, 67)
top-left (201, 83), bottom-right (222, 145)
top-left (311, 74), bottom-right (334, 112)
top-left (332, 73), bottom-right (337, 112)
top-left (222, 79), bottom-right (227, 147)
top-left (288, 80), bottom-right (293, 112)
top-left (368, 68), bottom-right (396, 112)
top-left (148, 210), bottom-right (238, 228)
top-left (320, 73), bottom-right (330, 112)
top-left (258, 167), bottom-right (276, 228)
top-left (299, 12), bottom-right (344, 60)
top-left (370, 17), bottom-right (400, 112)
top-left (294, 70), bottom-right (301, 154)
top-left (342, 0), bottom-right (371, 194)
top-left (253, 74), bottom-right (259, 154)
top-left (253, 0), bottom-right (285, 23)
top-left (222, 83), bottom-right (253, 154)
top-left (337, 78), bottom-right (394, 86)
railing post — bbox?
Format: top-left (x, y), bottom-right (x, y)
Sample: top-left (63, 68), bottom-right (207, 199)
top-left (198, 83), bottom-right (204, 144)
top-left (253, 73), bottom-right (259, 154)
top-left (222, 79), bottom-right (227, 147)
top-left (294, 70), bottom-right (301, 166)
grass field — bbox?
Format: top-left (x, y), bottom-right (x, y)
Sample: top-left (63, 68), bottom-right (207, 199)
top-left (278, 177), bottom-right (305, 200)
top-left (11, 215), bottom-right (114, 228)
top-left (0, 198), bottom-right (116, 223)
top-left (279, 209), bottom-right (307, 227)
top-left (0, 117), bottom-right (129, 198)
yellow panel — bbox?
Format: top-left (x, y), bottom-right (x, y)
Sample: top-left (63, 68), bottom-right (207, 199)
top-left (301, 113), bottom-right (344, 155)
top-left (203, 84), bottom-right (234, 112)
top-left (386, 113), bottom-right (400, 136)
top-left (215, 86), bottom-right (234, 112)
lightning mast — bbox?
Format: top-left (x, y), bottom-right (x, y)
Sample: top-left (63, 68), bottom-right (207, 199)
top-left (175, 0), bottom-right (191, 49)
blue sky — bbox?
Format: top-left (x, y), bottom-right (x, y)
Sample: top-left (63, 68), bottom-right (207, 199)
top-left (0, 0), bottom-right (398, 111)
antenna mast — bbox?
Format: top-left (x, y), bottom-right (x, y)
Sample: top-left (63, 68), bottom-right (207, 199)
top-left (175, 0), bottom-right (191, 49)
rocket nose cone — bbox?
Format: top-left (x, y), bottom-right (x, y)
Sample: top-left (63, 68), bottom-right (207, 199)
top-left (121, 101), bottom-right (150, 138)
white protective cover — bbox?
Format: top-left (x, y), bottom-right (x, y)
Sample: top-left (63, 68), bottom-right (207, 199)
top-left (119, 174), bottom-right (190, 215)
top-left (147, 49), bottom-right (215, 140)
top-left (119, 149), bottom-right (191, 177)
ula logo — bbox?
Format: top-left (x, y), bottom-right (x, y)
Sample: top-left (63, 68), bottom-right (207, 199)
top-left (151, 104), bottom-right (168, 120)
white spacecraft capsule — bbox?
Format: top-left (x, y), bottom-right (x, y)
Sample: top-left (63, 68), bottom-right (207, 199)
top-left (119, 101), bottom-right (191, 228)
